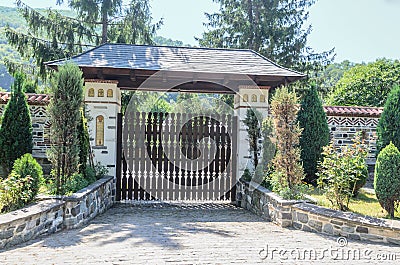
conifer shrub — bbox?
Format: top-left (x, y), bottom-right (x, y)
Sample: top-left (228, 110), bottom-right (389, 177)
top-left (270, 87), bottom-right (306, 199)
top-left (298, 84), bottom-right (330, 185)
top-left (374, 142), bottom-right (400, 218)
top-left (377, 85), bottom-right (400, 153)
top-left (0, 72), bottom-right (33, 175)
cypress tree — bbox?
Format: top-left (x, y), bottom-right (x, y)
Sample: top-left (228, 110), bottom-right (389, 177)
top-left (47, 63), bottom-right (83, 195)
top-left (298, 84), bottom-right (330, 185)
top-left (0, 72), bottom-right (33, 175)
top-left (377, 85), bottom-right (400, 153)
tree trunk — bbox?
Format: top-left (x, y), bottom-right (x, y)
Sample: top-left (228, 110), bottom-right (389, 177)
top-left (101, 10), bottom-right (108, 44)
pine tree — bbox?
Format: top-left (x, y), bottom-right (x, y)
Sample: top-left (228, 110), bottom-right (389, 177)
top-left (298, 84), bottom-right (330, 184)
top-left (47, 63), bottom-right (83, 195)
top-left (5, 0), bottom-right (162, 76)
top-left (0, 72), bottom-right (33, 175)
top-left (377, 85), bottom-right (400, 153)
top-left (198, 0), bottom-right (333, 71)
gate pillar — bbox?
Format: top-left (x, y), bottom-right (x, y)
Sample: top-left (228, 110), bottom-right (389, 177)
top-left (84, 80), bottom-right (121, 178)
top-left (234, 85), bottom-right (270, 177)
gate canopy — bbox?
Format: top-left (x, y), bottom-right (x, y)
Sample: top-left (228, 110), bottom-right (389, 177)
top-left (46, 43), bottom-right (305, 94)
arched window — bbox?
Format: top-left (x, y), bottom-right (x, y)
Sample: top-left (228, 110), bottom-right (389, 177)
top-left (243, 94), bottom-right (249, 102)
top-left (260, 95), bottom-right (266, 103)
top-left (88, 88), bottom-right (95, 97)
top-left (107, 89), bottom-right (113, 98)
top-left (96, 115), bottom-right (104, 146)
top-left (98, 89), bottom-right (104, 97)
top-left (251, 94), bottom-right (257, 102)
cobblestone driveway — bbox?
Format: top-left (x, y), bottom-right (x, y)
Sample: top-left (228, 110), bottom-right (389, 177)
top-left (0, 202), bottom-right (399, 264)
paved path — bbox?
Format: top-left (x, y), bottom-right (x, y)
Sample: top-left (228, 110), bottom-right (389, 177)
top-left (0, 202), bottom-right (399, 264)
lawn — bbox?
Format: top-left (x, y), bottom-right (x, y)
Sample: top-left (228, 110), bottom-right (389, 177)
top-left (308, 188), bottom-right (400, 220)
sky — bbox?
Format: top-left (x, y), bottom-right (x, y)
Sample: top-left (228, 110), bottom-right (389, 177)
top-left (2, 0), bottom-right (400, 63)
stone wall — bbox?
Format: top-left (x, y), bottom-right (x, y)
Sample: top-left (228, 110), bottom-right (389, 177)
top-left (324, 106), bottom-right (382, 165)
top-left (236, 180), bottom-right (300, 228)
top-left (63, 176), bottom-right (115, 229)
top-left (0, 176), bottom-right (115, 249)
top-left (236, 180), bottom-right (400, 246)
top-left (0, 200), bottom-right (64, 249)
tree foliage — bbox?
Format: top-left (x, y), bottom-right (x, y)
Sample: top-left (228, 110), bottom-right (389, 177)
top-left (297, 84), bottom-right (330, 184)
top-left (5, 0), bottom-right (162, 77)
top-left (327, 59), bottom-right (400, 107)
top-left (0, 72), bottom-right (33, 175)
top-left (198, 0), bottom-right (333, 73)
top-left (374, 142), bottom-right (400, 218)
top-left (318, 134), bottom-right (368, 211)
top-left (270, 87), bottom-right (305, 199)
top-left (376, 85), bottom-right (400, 153)
top-left (243, 108), bottom-right (262, 169)
top-left (47, 63), bottom-right (83, 195)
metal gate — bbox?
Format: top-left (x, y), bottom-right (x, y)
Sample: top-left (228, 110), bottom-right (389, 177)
top-left (116, 111), bottom-right (238, 201)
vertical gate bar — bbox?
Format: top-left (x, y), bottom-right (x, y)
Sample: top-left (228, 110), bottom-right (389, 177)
top-left (168, 113), bottom-right (176, 200)
top-left (231, 116), bottom-right (238, 202)
top-left (209, 115), bottom-right (215, 200)
top-left (220, 114), bottom-right (227, 200)
top-left (180, 112), bottom-right (187, 200)
top-left (192, 116), bottom-right (199, 200)
top-left (226, 114), bottom-right (232, 201)
top-left (133, 112), bottom-right (140, 200)
top-left (174, 113), bottom-right (181, 200)
top-left (116, 113), bottom-right (123, 201)
top-left (187, 113), bottom-right (193, 200)
top-left (157, 112), bottom-right (164, 200)
top-left (127, 111), bottom-right (134, 200)
top-left (138, 112), bottom-right (148, 200)
top-left (145, 112), bottom-right (152, 200)
top-left (198, 116), bottom-right (204, 201)
top-left (163, 113), bottom-right (170, 200)
top-left (214, 113), bottom-right (221, 200)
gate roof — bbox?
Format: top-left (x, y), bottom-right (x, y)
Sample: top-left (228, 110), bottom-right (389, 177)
top-left (46, 43), bottom-right (305, 93)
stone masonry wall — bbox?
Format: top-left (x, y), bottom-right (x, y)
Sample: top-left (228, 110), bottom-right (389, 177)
top-left (327, 115), bottom-right (379, 164)
top-left (63, 176), bottom-right (115, 229)
top-left (0, 176), bottom-right (115, 249)
top-left (0, 104), bottom-right (50, 160)
top-left (237, 180), bottom-right (400, 246)
top-left (236, 180), bottom-right (299, 228)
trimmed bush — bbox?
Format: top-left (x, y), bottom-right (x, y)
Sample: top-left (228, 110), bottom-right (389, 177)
top-left (12, 153), bottom-right (43, 202)
top-left (0, 154), bottom-right (43, 213)
top-left (298, 84), bottom-right (330, 185)
top-left (377, 85), bottom-right (400, 153)
top-left (374, 142), bottom-right (400, 218)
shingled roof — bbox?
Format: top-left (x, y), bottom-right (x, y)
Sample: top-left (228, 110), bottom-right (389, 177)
top-left (45, 43), bottom-right (305, 90)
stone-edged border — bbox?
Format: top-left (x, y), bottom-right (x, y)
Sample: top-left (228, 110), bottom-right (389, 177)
top-left (236, 179), bottom-right (400, 245)
top-left (0, 176), bottom-right (115, 249)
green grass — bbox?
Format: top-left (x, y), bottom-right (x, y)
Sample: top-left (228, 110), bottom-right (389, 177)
top-left (309, 188), bottom-right (400, 220)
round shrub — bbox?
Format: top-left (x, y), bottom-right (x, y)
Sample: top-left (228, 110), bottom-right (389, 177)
top-left (374, 143), bottom-right (400, 218)
top-left (12, 153), bottom-right (43, 202)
